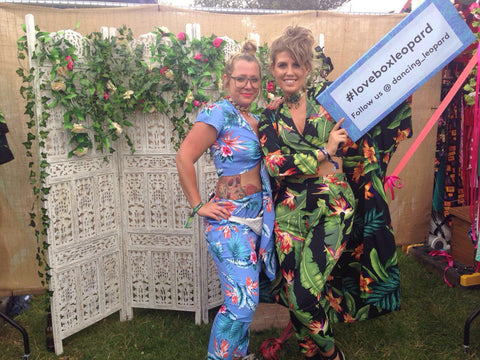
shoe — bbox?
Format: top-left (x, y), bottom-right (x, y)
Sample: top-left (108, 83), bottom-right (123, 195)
top-left (321, 345), bottom-right (345, 360)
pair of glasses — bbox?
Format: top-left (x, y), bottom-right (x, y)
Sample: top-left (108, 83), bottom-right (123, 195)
top-left (230, 76), bottom-right (261, 89)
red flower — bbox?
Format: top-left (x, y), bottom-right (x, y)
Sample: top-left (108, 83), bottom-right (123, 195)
top-left (213, 37), bottom-right (223, 48)
top-left (193, 53), bottom-right (202, 60)
top-left (65, 55), bottom-right (74, 71)
top-left (203, 58), bottom-right (208, 63)
top-left (104, 92), bottom-right (108, 100)
top-left (177, 31), bottom-right (186, 41)
top-left (267, 81), bottom-right (275, 92)
top-left (193, 100), bottom-right (201, 107)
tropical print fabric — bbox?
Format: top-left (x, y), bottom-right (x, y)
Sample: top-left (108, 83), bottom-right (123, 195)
top-left (196, 99), bottom-right (276, 360)
top-left (258, 82), bottom-right (412, 355)
top-left (326, 98), bottom-right (412, 325)
top-left (259, 83), bottom-right (355, 354)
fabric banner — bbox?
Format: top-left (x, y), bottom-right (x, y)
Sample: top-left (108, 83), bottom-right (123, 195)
top-left (316, 0), bottom-right (476, 141)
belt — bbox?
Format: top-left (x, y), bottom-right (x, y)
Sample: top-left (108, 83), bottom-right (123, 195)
top-left (229, 211), bottom-right (263, 236)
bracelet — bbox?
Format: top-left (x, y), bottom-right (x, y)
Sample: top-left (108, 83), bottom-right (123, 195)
top-left (319, 147), bottom-right (339, 172)
top-left (185, 201), bottom-right (204, 229)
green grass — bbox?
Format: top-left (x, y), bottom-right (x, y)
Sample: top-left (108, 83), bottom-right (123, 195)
top-left (2, 249), bottom-right (480, 360)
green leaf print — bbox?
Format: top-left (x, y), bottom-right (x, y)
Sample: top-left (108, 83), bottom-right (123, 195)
top-left (299, 246), bottom-right (326, 297)
top-left (363, 267), bottom-right (400, 311)
top-left (369, 248), bottom-right (390, 282)
top-left (293, 152), bottom-right (318, 174)
top-left (371, 173), bottom-right (387, 203)
top-left (363, 209), bottom-right (384, 237)
top-left (345, 291), bottom-right (357, 315)
top-left (355, 305), bottom-right (371, 321)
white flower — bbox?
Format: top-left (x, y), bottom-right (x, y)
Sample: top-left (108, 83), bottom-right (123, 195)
top-left (184, 90), bottom-right (194, 104)
top-left (267, 92), bottom-right (276, 101)
top-left (111, 122), bottom-right (123, 134)
top-left (165, 69), bottom-right (174, 80)
top-left (468, 92), bottom-right (476, 98)
top-left (73, 147), bottom-right (88, 156)
top-left (57, 66), bottom-right (69, 77)
top-left (123, 90), bottom-right (134, 99)
top-left (159, 26), bottom-right (169, 34)
top-left (51, 81), bottom-right (66, 91)
top-left (106, 80), bottom-right (117, 92)
top-left (72, 123), bottom-right (85, 133)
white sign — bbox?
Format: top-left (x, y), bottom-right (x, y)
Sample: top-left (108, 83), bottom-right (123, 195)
top-left (316, 0), bottom-right (475, 141)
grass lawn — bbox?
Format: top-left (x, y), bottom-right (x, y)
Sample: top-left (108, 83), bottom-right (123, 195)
top-left (2, 249), bottom-right (480, 360)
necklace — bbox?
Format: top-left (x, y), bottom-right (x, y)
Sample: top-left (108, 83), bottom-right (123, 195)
top-left (226, 96), bottom-right (251, 113)
top-left (284, 91), bottom-right (304, 109)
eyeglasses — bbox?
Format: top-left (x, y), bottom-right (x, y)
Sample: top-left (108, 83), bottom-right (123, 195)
top-left (230, 76), bottom-right (261, 89)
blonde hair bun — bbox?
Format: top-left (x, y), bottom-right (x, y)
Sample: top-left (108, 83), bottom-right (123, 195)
top-left (241, 40), bottom-right (258, 56)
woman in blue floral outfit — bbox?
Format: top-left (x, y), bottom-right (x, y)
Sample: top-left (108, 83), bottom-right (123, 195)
top-left (176, 41), bottom-right (275, 360)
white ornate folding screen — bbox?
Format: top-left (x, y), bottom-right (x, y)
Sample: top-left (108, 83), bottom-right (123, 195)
top-left (24, 16), bottom-right (232, 355)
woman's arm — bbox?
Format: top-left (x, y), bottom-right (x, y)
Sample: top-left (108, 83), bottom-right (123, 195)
top-left (175, 122), bottom-right (230, 220)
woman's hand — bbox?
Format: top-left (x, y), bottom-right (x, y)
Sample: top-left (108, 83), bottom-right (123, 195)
top-left (197, 200), bottom-right (231, 221)
top-left (326, 118), bottom-right (349, 155)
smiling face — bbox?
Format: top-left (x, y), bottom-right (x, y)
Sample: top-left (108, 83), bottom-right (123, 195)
top-left (271, 50), bottom-right (309, 97)
top-left (224, 59), bottom-right (261, 109)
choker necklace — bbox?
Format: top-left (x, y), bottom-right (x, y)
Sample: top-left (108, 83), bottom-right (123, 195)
top-left (284, 91), bottom-right (304, 109)
top-left (226, 96), bottom-right (251, 113)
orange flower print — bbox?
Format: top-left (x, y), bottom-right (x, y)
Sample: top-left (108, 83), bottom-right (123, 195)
top-left (281, 189), bottom-right (296, 210)
top-left (282, 269), bottom-right (294, 285)
top-left (278, 231), bottom-right (293, 254)
top-left (264, 196), bottom-right (274, 213)
top-left (307, 319), bottom-right (327, 335)
top-left (225, 284), bottom-right (239, 304)
top-left (279, 167), bottom-right (298, 177)
top-left (343, 313), bottom-right (356, 323)
top-left (352, 244), bottom-right (364, 260)
top-left (330, 197), bottom-right (353, 216)
top-left (300, 338), bottom-right (320, 357)
top-left (218, 225), bottom-right (236, 238)
top-left (353, 161), bottom-right (364, 183)
top-left (363, 140), bottom-right (377, 164)
top-left (326, 242), bottom-right (346, 261)
top-left (259, 133), bottom-right (268, 147)
top-left (360, 274), bottom-right (374, 293)
top-left (246, 276), bottom-right (258, 296)
top-left (265, 149), bottom-right (286, 174)
top-left (364, 182), bottom-right (375, 200)
top-left (214, 338), bottom-right (230, 358)
top-left (317, 105), bottom-right (332, 121)
top-left (394, 128), bottom-right (411, 144)
top-left (383, 152), bottom-right (390, 164)
top-left (326, 289), bottom-right (342, 312)
top-left (343, 137), bottom-right (358, 153)
top-left (313, 183), bottom-right (329, 195)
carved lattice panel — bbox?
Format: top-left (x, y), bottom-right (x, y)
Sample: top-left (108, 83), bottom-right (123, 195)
top-left (27, 21), bottom-right (225, 355)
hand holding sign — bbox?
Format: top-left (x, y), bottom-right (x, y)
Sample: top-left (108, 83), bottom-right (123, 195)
top-left (316, 0), bottom-right (475, 142)
top-left (327, 118), bottom-right (348, 155)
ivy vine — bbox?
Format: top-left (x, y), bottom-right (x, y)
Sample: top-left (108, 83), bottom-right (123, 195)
top-left (16, 23), bottom-right (330, 291)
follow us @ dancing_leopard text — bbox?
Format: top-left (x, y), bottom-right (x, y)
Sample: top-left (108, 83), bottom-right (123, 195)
top-left (346, 22), bottom-right (450, 120)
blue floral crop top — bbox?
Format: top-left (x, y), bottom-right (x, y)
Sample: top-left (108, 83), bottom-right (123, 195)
top-left (195, 99), bottom-right (261, 177)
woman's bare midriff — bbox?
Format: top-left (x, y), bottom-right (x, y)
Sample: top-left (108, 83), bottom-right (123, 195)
top-left (215, 163), bottom-right (262, 200)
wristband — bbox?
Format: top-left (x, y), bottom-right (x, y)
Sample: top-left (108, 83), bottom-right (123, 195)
top-left (185, 201), bottom-right (204, 229)
top-left (319, 147), bottom-right (339, 172)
